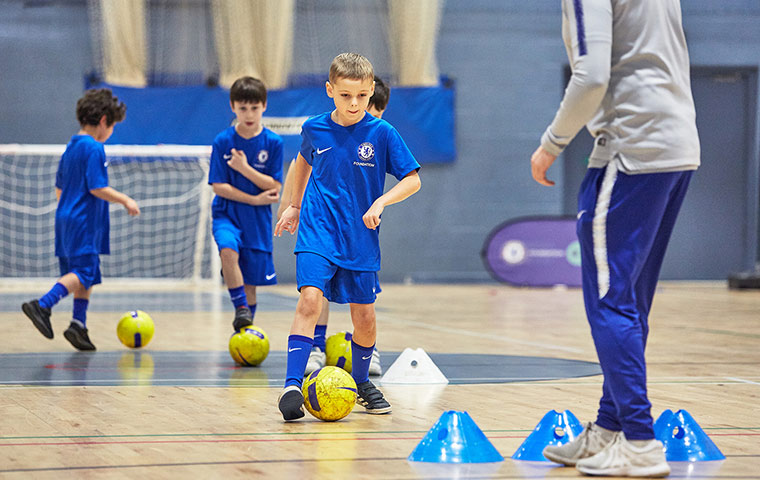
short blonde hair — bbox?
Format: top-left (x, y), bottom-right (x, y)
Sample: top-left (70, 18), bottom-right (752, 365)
top-left (329, 53), bottom-right (374, 84)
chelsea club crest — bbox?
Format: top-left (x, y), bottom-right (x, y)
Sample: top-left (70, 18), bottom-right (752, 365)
top-left (357, 142), bottom-right (375, 161)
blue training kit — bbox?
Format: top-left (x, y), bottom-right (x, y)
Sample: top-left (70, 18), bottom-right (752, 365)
top-left (208, 126), bottom-right (283, 254)
top-left (577, 161), bottom-right (692, 440)
top-left (55, 135), bottom-right (110, 258)
top-left (295, 111), bottom-right (419, 271)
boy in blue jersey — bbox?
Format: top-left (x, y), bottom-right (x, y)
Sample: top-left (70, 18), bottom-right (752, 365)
top-left (22, 88), bottom-right (140, 351)
top-left (209, 76), bottom-right (283, 331)
top-left (277, 75), bottom-right (391, 377)
top-left (275, 53), bottom-right (421, 421)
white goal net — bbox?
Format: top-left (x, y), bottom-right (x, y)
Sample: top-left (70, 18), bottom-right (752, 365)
top-left (0, 144), bottom-right (220, 287)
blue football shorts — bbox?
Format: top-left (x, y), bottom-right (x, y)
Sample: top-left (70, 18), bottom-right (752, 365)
top-left (296, 252), bottom-right (381, 304)
top-left (59, 254), bottom-right (101, 289)
top-left (213, 217), bottom-right (276, 286)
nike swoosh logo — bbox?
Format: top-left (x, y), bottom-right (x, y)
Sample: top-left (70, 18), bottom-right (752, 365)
top-left (362, 355), bottom-right (372, 360)
top-left (577, 209), bottom-right (587, 220)
top-left (289, 347), bottom-right (301, 353)
top-left (265, 273), bottom-right (276, 280)
top-left (223, 154), bottom-right (232, 159)
top-left (316, 147), bottom-right (332, 155)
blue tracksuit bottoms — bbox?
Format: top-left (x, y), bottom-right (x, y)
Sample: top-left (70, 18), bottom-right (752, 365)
top-left (577, 161), bottom-right (693, 440)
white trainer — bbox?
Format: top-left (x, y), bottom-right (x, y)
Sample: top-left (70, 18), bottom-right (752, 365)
top-left (543, 422), bottom-right (617, 466)
top-left (368, 348), bottom-right (382, 376)
top-left (304, 346), bottom-right (326, 376)
top-left (576, 432), bottom-right (670, 477)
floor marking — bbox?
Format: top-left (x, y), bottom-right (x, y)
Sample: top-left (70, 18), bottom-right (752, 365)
top-left (3, 378), bottom-right (759, 388)
top-left (0, 456), bottom-right (407, 474)
top-left (2, 426), bottom-right (757, 441)
top-left (726, 377), bottom-right (760, 385)
top-left (0, 434), bottom-right (525, 448)
top-left (691, 327), bottom-right (760, 339)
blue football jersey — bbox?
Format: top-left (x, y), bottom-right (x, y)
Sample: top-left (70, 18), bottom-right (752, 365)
top-left (208, 126), bottom-right (284, 252)
top-left (295, 112), bottom-right (420, 271)
top-left (54, 135), bottom-right (110, 257)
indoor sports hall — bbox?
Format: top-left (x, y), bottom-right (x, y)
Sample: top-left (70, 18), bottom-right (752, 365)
top-left (1, 1), bottom-right (759, 479)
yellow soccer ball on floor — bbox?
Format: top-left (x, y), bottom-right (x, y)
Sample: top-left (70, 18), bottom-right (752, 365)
top-left (229, 325), bottom-right (270, 366)
top-left (325, 331), bottom-right (352, 373)
top-left (117, 310), bottom-right (155, 349)
top-left (302, 366), bottom-right (357, 421)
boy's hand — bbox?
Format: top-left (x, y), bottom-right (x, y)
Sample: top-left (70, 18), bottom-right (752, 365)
top-left (124, 198), bottom-right (140, 216)
top-left (227, 148), bottom-right (249, 173)
top-left (274, 206), bottom-right (300, 236)
top-left (363, 201), bottom-right (384, 230)
top-left (252, 188), bottom-right (279, 206)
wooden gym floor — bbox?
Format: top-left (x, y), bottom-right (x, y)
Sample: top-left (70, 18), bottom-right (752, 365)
top-left (0, 282), bottom-right (757, 479)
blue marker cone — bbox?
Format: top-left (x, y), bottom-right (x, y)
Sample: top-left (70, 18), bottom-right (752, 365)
top-left (654, 409), bottom-right (725, 461)
top-left (512, 410), bottom-right (584, 461)
top-left (408, 411), bottom-right (504, 463)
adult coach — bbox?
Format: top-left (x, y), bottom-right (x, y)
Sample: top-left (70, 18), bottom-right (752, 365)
top-left (530, 0), bottom-right (700, 477)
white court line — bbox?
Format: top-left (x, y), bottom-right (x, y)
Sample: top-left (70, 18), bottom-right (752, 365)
top-left (2, 379), bottom-right (756, 388)
top-left (725, 377), bottom-right (760, 385)
top-left (0, 379), bottom-right (272, 385)
top-left (378, 314), bottom-right (584, 354)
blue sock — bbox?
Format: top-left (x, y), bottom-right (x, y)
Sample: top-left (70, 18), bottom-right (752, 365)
top-left (39, 282), bottom-right (69, 309)
top-left (228, 286), bottom-right (247, 309)
top-left (351, 340), bottom-right (374, 385)
top-left (248, 303), bottom-right (257, 320)
top-left (72, 298), bottom-right (89, 327)
top-left (313, 324), bottom-right (327, 350)
top-left (284, 334), bottom-right (314, 388)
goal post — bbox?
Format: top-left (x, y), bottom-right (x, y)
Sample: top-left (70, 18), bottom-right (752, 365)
top-left (0, 144), bottom-right (221, 289)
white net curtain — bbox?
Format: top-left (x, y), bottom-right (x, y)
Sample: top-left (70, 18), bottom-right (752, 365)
top-left (88, 0), bottom-right (444, 88)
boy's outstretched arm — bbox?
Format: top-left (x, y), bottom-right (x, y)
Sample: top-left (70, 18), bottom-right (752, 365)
top-left (277, 159), bottom-right (296, 220)
top-left (90, 186), bottom-right (140, 216)
top-left (211, 183), bottom-right (279, 206)
top-left (274, 154), bottom-right (311, 236)
top-left (363, 170), bottom-right (421, 230)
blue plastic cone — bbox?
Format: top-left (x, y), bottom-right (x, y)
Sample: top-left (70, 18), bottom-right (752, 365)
top-left (654, 409), bottom-right (725, 461)
top-left (512, 410), bottom-right (584, 461)
top-left (654, 408), bottom-right (674, 435)
top-left (408, 411), bottom-right (504, 463)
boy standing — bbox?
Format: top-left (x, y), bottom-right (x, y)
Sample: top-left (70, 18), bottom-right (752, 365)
top-left (209, 76), bottom-right (283, 331)
top-left (277, 75), bottom-right (391, 377)
top-left (275, 53), bottom-right (421, 421)
top-left (22, 88), bottom-right (140, 350)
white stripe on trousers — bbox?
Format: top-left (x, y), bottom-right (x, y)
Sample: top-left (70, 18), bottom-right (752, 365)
top-left (593, 161), bottom-right (619, 299)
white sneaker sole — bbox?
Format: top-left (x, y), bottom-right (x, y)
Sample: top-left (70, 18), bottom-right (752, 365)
top-left (543, 449), bottom-right (579, 466)
top-left (577, 463), bottom-right (671, 477)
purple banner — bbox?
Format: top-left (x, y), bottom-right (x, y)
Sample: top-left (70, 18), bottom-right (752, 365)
top-left (482, 216), bottom-right (581, 287)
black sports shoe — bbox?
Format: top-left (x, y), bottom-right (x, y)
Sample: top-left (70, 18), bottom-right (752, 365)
top-left (22, 299), bottom-right (53, 339)
top-left (63, 322), bottom-right (96, 351)
top-left (356, 380), bottom-right (392, 414)
top-left (278, 385), bottom-right (305, 421)
top-left (232, 306), bottom-right (253, 331)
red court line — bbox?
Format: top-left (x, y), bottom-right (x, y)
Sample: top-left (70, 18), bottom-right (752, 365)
top-left (2, 432), bottom-right (757, 448)
top-left (0, 435), bottom-right (525, 448)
